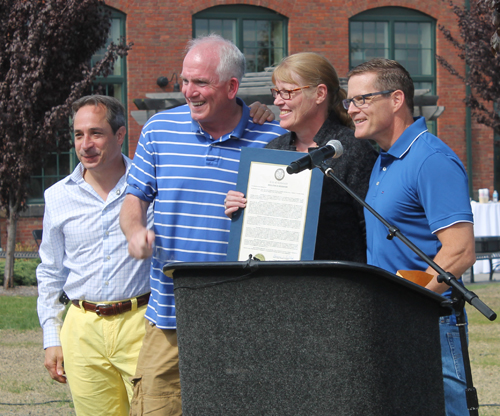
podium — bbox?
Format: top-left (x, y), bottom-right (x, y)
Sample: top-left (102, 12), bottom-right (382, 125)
top-left (164, 261), bottom-right (450, 416)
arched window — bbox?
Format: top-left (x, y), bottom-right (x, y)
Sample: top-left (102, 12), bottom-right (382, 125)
top-left (193, 5), bottom-right (288, 72)
top-left (28, 9), bottom-right (128, 203)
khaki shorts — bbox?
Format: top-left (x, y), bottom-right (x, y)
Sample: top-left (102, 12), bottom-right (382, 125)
top-left (130, 322), bottom-right (182, 416)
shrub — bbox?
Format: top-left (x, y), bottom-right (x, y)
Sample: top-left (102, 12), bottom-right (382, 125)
top-left (0, 258), bottom-right (40, 286)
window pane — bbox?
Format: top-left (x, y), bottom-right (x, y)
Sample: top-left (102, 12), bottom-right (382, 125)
top-left (92, 18), bottom-right (122, 76)
top-left (421, 50), bottom-right (432, 75)
top-left (394, 21), bottom-right (432, 76)
top-left (414, 81), bottom-right (433, 92)
top-left (28, 178), bottom-right (43, 201)
top-left (394, 48), bottom-right (407, 62)
top-left (394, 22), bottom-right (406, 49)
top-left (243, 19), bottom-right (282, 71)
top-left (44, 177), bottom-right (59, 190)
top-left (256, 20), bottom-right (269, 45)
top-left (376, 22), bottom-right (388, 48)
top-left (407, 23), bottom-right (419, 49)
top-left (364, 22), bottom-right (376, 48)
top-left (113, 83), bottom-right (123, 102)
top-left (110, 18), bottom-right (122, 76)
top-left (195, 19), bottom-right (208, 36)
top-left (243, 20), bottom-right (256, 48)
top-left (222, 20), bottom-right (236, 42)
top-left (208, 19), bottom-right (223, 34)
top-left (406, 48), bottom-right (419, 74)
top-left (420, 23), bottom-right (431, 48)
top-left (350, 22), bottom-right (363, 48)
top-left (45, 154), bottom-right (58, 176)
top-left (350, 21), bottom-right (389, 67)
top-left (271, 21), bottom-right (283, 48)
top-left (59, 153), bottom-right (71, 176)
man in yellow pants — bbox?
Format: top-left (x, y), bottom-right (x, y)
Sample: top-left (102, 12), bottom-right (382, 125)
top-left (36, 95), bottom-right (152, 415)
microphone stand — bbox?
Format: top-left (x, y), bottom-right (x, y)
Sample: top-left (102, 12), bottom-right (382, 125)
top-left (316, 162), bottom-right (497, 416)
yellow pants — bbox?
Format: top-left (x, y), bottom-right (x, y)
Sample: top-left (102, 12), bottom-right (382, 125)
top-left (60, 300), bottom-right (147, 416)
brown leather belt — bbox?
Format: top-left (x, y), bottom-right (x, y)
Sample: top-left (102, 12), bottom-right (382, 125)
top-left (72, 292), bottom-right (150, 317)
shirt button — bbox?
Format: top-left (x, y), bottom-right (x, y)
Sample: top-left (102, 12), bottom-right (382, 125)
top-left (105, 281), bottom-right (109, 286)
top-left (105, 231), bottom-right (109, 236)
top-left (116, 190), bottom-right (121, 195)
top-left (106, 255), bottom-right (110, 260)
top-left (382, 167), bottom-right (387, 171)
top-left (376, 181), bottom-right (380, 186)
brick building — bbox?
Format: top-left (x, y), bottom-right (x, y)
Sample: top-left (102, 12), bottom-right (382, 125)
top-left (0, 0), bottom-right (495, 249)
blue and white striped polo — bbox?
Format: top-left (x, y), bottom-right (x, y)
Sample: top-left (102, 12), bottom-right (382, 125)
top-left (126, 99), bottom-right (286, 328)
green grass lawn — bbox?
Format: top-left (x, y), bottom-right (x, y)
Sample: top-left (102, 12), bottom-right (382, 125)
top-left (0, 283), bottom-right (498, 414)
top-left (0, 296), bottom-right (39, 330)
top-left (465, 282), bottom-right (500, 415)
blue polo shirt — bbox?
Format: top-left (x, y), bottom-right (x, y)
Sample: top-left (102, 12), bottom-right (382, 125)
top-left (364, 117), bottom-right (473, 296)
top-left (126, 99), bottom-right (286, 329)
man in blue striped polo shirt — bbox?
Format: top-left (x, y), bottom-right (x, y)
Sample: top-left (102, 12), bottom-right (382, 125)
top-left (120, 34), bottom-right (286, 415)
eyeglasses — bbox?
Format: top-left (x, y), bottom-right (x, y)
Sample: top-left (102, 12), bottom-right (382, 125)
top-left (342, 90), bottom-right (395, 110)
top-left (270, 86), bottom-right (311, 100)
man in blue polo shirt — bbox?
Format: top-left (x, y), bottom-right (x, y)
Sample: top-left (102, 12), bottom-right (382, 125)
top-left (344, 58), bottom-right (475, 416)
top-left (120, 34), bottom-right (286, 415)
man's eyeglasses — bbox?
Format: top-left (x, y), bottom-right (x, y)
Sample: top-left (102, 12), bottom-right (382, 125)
top-left (270, 86), bottom-right (311, 100)
top-left (342, 90), bottom-right (395, 110)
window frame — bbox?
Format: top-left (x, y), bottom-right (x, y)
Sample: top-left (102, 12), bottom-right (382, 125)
top-left (193, 5), bottom-right (288, 73)
top-left (349, 7), bottom-right (437, 93)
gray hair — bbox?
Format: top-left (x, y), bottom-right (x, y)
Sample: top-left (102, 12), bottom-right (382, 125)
top-left (186, 34), bottom-right (246, 83)
top-left (72, 95), bottom-right (126, 134)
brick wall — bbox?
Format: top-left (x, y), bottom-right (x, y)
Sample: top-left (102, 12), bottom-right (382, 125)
top-left (0, 216), bottom-right (42, 252)
top-left (9, 0), bottom-right (494, 246)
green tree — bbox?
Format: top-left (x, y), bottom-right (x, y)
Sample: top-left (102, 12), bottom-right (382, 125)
top-left (0, 0), bottom-right (132, 288)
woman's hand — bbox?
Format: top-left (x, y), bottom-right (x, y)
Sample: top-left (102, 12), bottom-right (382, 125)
top-left (224, 190), bottom-right (247, 218)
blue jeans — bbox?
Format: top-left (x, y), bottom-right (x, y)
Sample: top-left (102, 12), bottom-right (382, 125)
top-left (439, 314), bottom-right (468, 416)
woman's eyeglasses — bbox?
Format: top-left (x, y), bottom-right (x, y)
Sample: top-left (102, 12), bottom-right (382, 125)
top-left (270, 86), bottom-right (311, 100)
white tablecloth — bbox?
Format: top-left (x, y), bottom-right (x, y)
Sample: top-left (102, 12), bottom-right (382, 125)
top-left (471, 200), bottom-right (500, 274)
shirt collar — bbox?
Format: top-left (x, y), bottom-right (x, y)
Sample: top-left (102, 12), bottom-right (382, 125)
top-left (67, 154), bottom-right (131, 186)
top-left (190, 97), bottom-right (249, 141)
top-left (386, 116), bottom-right (428, 159)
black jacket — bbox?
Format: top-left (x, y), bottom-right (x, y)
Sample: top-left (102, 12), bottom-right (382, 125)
top-left (265, 113), bottom-right (378, 262)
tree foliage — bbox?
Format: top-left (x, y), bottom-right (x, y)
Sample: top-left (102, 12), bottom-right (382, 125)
top-left (437, 0), bottom-right (500, 135)
top-left (0, 0), bottom-right (131, 214)
top-left (487, 0), bottom-right (500, 54)
top-left (0, 0), bottom-right (132, 287)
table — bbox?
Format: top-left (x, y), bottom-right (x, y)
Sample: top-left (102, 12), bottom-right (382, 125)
top-left (471, 200), bottom-right (500, 274)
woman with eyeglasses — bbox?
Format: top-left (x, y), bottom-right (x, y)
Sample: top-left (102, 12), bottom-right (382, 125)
top-left (226, 52), bottom-right (378, 262)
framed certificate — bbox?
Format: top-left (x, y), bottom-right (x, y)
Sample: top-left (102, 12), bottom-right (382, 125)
top-left (227, 147), bottom-right (323, 261)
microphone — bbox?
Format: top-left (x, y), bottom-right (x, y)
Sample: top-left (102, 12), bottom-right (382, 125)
top-left (286, 140), bottom-right (343, 174)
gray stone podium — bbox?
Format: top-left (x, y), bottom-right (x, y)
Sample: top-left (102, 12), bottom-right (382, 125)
top-left (164, 260), bottom-right (450, 416)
